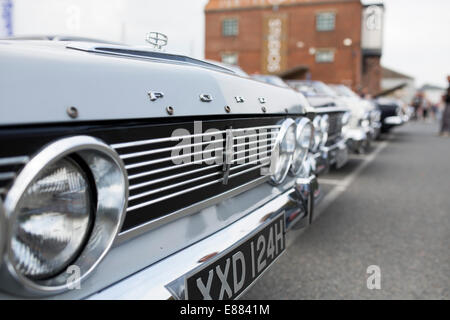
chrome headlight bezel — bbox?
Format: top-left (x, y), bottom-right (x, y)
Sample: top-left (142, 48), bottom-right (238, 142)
top-left (269, 118), bottom-right (296, 185)
top-left (319, 114), bottom-right (329, 147)
top-left (312, 115), bottom-right (322, 152)
top-left (371, 110), bottom-right (381, 123)
top-left (341, 111), bottom-right (351, 127)
top-left (1, 136), bottom-right (128, 296)
top-left (290, 118), bottom-right (313, 176)
top-left (0, 200), bottom-right (5, 267)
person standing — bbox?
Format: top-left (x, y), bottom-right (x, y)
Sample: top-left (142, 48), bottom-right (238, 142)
top-left (440, 76), bottom-right (450, 136)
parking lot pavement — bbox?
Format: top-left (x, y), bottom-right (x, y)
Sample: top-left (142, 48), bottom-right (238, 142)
top-left (243, 121), bottom-right (450, 300)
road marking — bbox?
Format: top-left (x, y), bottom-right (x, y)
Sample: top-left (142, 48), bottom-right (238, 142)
top-left (317, 178), bottom-right (346, 186)
top-left (315, 140), bottom-right (389, 218)
top-left (287, 138), bottom-right (390, 247)
top-left (340, 140), bottom-right (389, 189)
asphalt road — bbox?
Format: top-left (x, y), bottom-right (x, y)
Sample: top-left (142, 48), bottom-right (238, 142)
top-left (243, 121), bottom-right (450, 300)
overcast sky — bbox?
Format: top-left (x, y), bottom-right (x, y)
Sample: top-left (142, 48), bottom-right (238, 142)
top-left (6, 0), bottom-right (450, 88)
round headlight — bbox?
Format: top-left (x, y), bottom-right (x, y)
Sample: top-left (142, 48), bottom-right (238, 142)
top-left (320, 114), bottom-right (329, 146)
top-left (341, 111), bottom-right (351, 126)
top-left (10, 157), bottom-right (92, 280)
top-left (270, 118), bottom-right (296, 184)
top-left (290, 118), bottom-right (313, 176)
top-left (312, 115), bottom-right (322, 151)
top-left (2, 136), bottom-right (128, 295)
top-left (371, 110), bottom-right (381, 123)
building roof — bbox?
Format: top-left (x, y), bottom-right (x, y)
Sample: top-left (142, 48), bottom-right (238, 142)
top-left (381, 67), bottom-right (414, 80)
top-left (205, 0), bottom-right (361, 11)
top-left (278, 65), bottom-right (310, 80)
top-left (419, 84), bottom-right (445, 91)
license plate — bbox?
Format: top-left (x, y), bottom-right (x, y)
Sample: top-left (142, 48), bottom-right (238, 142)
top-left (184, 212), bottom-right (286, 300)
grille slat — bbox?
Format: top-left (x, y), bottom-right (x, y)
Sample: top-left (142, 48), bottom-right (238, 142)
top-left (129, 170), bottom-right (223, 201)
top-left (0, 172), bottom-right (16, 180)
top-left (0, 156), bottom-right (29, 166)
top-left (125, 147), bottom-right (224, 170)
top-left (129, 163), bottom-right (223, 190)
top-left (0, 156), bottom-right (29, 197)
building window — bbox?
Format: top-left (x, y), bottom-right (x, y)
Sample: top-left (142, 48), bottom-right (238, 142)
top-left (222, 18), bottom-right (239, 36)
top-left (315, 50), bottom-right (335, 63)
top-left (316, 12), bottom-right (336, 31)
top-left (221, 52), bottom-right (239, 65)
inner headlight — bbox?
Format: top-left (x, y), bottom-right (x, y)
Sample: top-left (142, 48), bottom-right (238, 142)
top-left (270, 119), bottom-right (296, 184)
top-left (371, 110), bottom-right (381, 123)
top-left (312, 115), bottom-right (322, 151)
top-left (320, 114), bottom-right (329, 146)
top-left (10, 157), bottom-right (92, 280)
top-left (341, 111), bottom-right (351, 126)
top-left (291, 118), bottom-right (313, 176)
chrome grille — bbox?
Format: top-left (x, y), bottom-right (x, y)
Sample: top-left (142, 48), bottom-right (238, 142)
top-left (112, 125), bottom-right (280, 215)
top-left (0, 116), bottom-right (286, 233)
top-left (327, 113), bottom-right (343, 137)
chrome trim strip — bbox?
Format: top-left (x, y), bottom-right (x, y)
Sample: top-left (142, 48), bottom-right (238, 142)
top-left (0, 156), bottom-right (29, 166)
top-left (129, 164), bottom-right (223, 190)
top-left (117, 176), bottom-right (269, 242)
top-left (229, 161), bottom-right (270, 178)
top-left (127, 178), bottom-right (224, 212)
top-left (127, 155), bottom-right (221, 180)
top-left (0, 172), bottom-right (16, 180)
top-left (124, 147), bottom-right (224, 170)
top-left (129, 170), bottom-right (223, 201)
top-left (233, 136), bottom-right (276, 149)
top-left (111, 125), bottom-right (281, 149)
top-left (230, 156), bottom-right (271, 172)
top-left (120, 139), bottom-right (226, 160)
top-left (310, 107), bottom-right (349, 114)
top-left (234, 143), bottom-right (275, 157)
top-left (233, 131), bottom-right (278, 141)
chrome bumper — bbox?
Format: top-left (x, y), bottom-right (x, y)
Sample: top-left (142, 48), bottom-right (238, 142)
top-left (344, 128), bottom-right (370, 153)
top-left (312, 137), bottom-right (349, 174)
top-left (384, 116), bottom-right (403, 126)
top-left (87, 175), bottom-right (318, 300)
top-left (371, 122), bottom-right (382, 139)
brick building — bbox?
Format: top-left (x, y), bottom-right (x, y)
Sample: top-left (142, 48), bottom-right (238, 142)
top-left (205, 0), bottom-right (384, 94)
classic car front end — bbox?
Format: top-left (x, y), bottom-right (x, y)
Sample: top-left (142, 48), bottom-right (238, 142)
top-left (328, 84), bottom-right (381, 153)
top-left (288, 81), bottom-right (349, 174)
top-left (0, 39), bottom-right (318, 300)
top-left (374, 98), bottom-right (405, 133)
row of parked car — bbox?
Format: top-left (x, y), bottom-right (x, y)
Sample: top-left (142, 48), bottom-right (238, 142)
top-left (0, 36), bottom-right (408, 300)
top-left (252, 74), bottom-right (408, 175)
